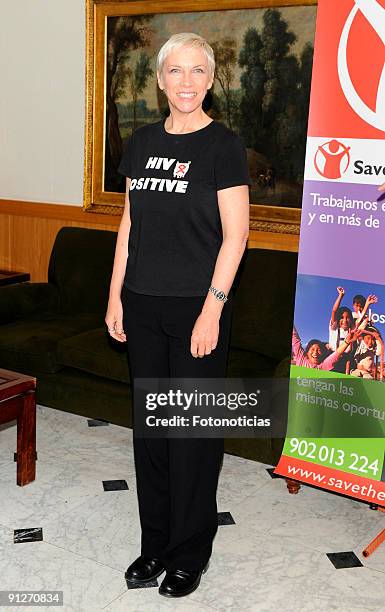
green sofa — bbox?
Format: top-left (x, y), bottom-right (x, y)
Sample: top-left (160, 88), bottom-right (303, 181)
top-left (0, 227), bottom-right (297, 464)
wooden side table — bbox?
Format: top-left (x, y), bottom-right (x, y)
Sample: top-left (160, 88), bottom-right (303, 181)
top-left (0, 368), bottom-right (36, 486)
top-left (0, 271), bottom-right (30, 286)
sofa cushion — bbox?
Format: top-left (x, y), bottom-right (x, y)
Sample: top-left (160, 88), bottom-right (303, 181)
top-left (48, 227), bottom-right (117, 315)
top-left (273, 356), bottom-right (291, 379)
top-left (0, 312), bottom-right (103, 374)
top-left (226, 348), bottom-right (279, 378)
top-left (230, 248), bottom-right (298, 361)
top-left (0, 282), bottom-right (59, 325)
top-left (57, 328), bottom-right (130, 384)
top-left (57, 334), bottom-right (275, 387)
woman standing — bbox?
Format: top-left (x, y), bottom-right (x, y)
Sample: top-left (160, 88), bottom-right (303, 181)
top-left (105, 32), bottom-right (250, 598)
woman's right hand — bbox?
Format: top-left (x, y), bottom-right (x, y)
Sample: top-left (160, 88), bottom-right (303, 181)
top-left (105, 296), bottom-right (126, 343)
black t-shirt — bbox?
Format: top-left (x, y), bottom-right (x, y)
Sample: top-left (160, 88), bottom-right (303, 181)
top-left (118, 118), bottom-right (250, 296)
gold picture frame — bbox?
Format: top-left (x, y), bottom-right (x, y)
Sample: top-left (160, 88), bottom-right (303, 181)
top-left (84, 0), bottom-right (317, 240)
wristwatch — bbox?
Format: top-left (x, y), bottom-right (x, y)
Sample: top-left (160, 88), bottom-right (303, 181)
top-left (209, 286), bottom-right (228, 303)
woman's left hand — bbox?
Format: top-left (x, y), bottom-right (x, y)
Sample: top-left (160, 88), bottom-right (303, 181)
top-left (191, 311), bottom-right (220, 358)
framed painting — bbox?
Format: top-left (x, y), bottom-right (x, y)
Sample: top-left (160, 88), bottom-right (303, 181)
top-left (84, 0), bottom-right (317, 237)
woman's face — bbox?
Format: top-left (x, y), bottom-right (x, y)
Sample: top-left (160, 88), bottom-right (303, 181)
top-left (157, 45), bottom-right (213, 116)
top-left (307, 343), bottom-right (322, 366)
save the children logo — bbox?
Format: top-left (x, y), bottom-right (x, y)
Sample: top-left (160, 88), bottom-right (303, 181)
top-left (314, 139), bottom-right (351, 179)
top-left (337, 0), bottom-right (385, 132)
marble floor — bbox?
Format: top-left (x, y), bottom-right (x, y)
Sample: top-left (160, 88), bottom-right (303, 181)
top-left (1, 405), bottom-right (385, 611)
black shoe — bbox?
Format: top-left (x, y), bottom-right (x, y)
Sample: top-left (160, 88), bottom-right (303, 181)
top-left (158, 562), bottom-right (209, 598)
top-left (125, 555), bottom-right (165, 585)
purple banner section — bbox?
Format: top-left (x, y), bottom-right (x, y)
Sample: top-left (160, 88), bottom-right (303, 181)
top-left (298, 180), bottom-right (385, 286)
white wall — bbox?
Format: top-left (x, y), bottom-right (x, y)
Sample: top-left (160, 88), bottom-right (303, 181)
top-left (0, 0), bottom-right (85, 205)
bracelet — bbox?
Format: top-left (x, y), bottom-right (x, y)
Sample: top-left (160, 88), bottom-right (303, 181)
top-left (209, 286), bottom-right (228, 303)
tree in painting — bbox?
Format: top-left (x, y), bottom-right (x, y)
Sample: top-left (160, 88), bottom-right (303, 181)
top-left (127, 52), bottom-right (154, 132)
top-left (211, 38), bottom-right (237, 129)
top-left (238, 28), bottom-right (265, 156)
top-left (105, 15), bottom-right (153, 191)
top-left (237, 9), bottom-right (313, 203)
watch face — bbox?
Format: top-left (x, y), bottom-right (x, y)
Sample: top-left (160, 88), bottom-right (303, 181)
top-left (217, 291), bottom-right (225, 300)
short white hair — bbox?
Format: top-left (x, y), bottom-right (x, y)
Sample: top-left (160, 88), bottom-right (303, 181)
top-left (157, 33), bottom-right (215, 76)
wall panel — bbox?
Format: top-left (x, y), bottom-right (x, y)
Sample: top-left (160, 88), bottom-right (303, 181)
top-left (0, 200), bottom-right (298, 282)
top-left (0, 201), bottom-right (119, 282)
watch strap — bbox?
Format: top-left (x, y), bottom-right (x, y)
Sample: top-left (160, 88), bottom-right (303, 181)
top-left (209, 286), bottom-right (228, 303)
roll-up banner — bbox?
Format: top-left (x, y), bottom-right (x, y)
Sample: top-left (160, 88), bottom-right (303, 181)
top-left (274, 0), bottom-right (385, 505)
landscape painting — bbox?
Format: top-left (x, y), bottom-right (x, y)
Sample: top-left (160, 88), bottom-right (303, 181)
top-left (104, 5), bottom-right (317, 208)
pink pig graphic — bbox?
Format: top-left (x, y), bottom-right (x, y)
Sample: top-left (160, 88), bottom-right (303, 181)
top-left (173, 161), bottom-right (191, 178)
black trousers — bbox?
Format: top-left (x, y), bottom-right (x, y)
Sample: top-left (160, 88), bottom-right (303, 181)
top-left (122, 286), bottom-right (233, 571)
